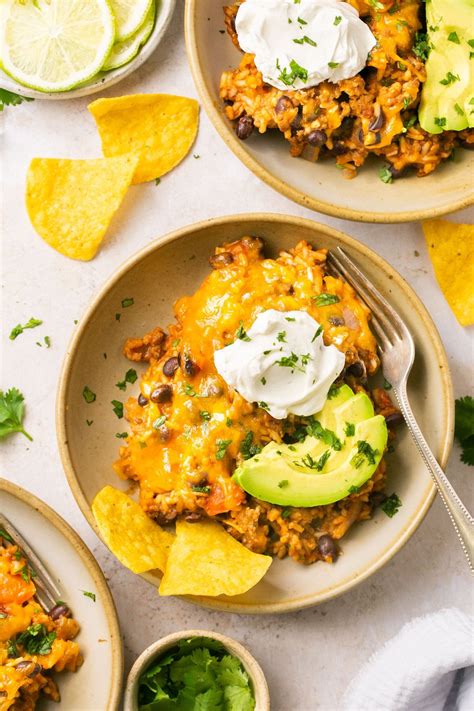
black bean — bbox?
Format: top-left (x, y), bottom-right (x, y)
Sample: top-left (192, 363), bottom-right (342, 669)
top-left (275, 95), bottom-right (292, 114)
top-left (236, 115), bottom-right (254, 140)
top-left (318, 535), bottom-right (338, 560)
top-left (150, 384), bottom-right (173, 403)
top-left (49, 603), bottom-right (71, 620)
top-left (346, 361), bottom-right (366, 378)
top-left (331, 140), bottom-right (347, 155)
top-left (337, 91), bottom-right (349, 103)
top-left (15, 661), bottom-right (42, 677)
top-left (290, 109), bottom-right (302, 134)
top-left (385, 411), bottom-right (404, 428)
top-left (369, 107), bottom-right (385, 131)
top-left (163, 357), bottom-right (180, 378)
top-left (329, 316), bottom-right (345, 326)
top-left (137, 393), bottom-right (148, 407)
top-left (184, 357), bottom-right (199, 377)
top-left (307, 129), bottom-right (327, 147)
top-left (210, 252), bottom-right (234, 268)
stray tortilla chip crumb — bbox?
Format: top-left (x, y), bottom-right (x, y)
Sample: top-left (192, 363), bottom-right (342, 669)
top-left (26, 154), bottom-right (138, 261)
top-left (88, 94), bottom-right (199, 184)
top-left (92, 486), bottom-right (174, 573)
top-left (159, 520), bottom-right (272, 597)
top-left (423, 219), bottom-right (474, 326)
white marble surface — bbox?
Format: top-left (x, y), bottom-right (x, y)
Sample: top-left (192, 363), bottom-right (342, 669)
top-left (1, 5), bottom-right (473, 710)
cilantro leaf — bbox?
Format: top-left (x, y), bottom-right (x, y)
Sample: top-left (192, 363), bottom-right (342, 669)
top-left (455, 396), bottom-right (474, 466)
top-left (9, 317), bottom-right (43, 340)
top-left (380, 493), bottom-right (402, 518)
top-left (0, 388), bottom-right (32, 441)
top-left (0, 89), bottom-right (33, 112)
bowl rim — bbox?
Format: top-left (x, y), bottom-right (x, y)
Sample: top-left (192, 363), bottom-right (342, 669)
top-left (56, 212), bottom-right (454, 613)
top-left (0, 0), bottom-right (177, 100)
top-left (0, 477), bottom-right (124, 711)
top-left (123, 629), bottom-right (270, 710)
top-left (183, 0), bottom-right (474, 223)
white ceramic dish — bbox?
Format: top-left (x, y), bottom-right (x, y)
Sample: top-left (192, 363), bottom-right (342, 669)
top-left (0, 478), bottom-right (123, 710)
top-left (0, 0), bottom-right (176, 100)
top-left (57, 214), bottom-right (454, 614)
top-left (185, 0), bottom-right (474, 222)
top-left (123, 630), bottom-right (270, 710)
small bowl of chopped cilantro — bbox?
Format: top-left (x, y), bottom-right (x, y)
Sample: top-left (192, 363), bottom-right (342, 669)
top-left (124, 629), bottom-right (270, 711)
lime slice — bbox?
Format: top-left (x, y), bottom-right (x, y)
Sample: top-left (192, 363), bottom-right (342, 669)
top-left (103, 2), bottom-right (155, 71)
top-left (0, 0), bottom-right (115, 93)
top-left (109, 0), bottom-right (154, 42)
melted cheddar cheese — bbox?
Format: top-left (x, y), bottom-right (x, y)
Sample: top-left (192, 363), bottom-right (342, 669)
top-left (115, 239), bottom-right (378, 519)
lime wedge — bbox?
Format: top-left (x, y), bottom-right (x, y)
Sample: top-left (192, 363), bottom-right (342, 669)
top-left (109, 0), bottom-right (154, 42)
top-left (103, 2), bottom-right (155, 71)
top-left (0, 0), bottom-right (115, 93)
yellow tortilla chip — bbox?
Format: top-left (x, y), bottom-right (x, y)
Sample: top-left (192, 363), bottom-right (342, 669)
top-left (423, 219), bottom-right (474, 326)
top-left (92, 486), bottom-right (174, 574)
top-left (26, 154), bottom-right (138, 261)
top-left (159, 520), bottom-right (272, 597)
top-left (88, 94), bottom-right (199, 184)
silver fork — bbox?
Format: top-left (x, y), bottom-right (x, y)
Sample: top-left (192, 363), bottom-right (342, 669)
top-left (0, 512), bottom-right (64, 611)
top-left (327, 247), bottom-right (474, 572)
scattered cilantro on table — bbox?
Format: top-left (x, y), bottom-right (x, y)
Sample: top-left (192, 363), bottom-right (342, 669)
top-left (0, 89), bottom-right (33, 112)
top-left (0, 388), bottom-right (32, 441)
top-left (455, 396), bottom-right (474, 466)
top-left (9, 317), bottom-right (43, 340)
top-left (137, 637), bottom-right (255, 711)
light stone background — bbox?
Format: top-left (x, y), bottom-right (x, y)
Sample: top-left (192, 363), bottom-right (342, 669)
top-left (1, 5), bottom-right (473, 710)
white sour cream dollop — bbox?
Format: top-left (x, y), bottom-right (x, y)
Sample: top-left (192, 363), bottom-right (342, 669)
top-left (235, 0), bottom-right (376, 90)
top-left (214, 309), bottom-right (345, 420)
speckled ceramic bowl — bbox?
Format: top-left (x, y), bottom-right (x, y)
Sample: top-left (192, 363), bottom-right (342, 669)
top-left (0, 478), bottom-right (123, 710)
top-left (184, 0), bottom-right (474, 222)
top-left (123, 630), bottom-right (270, 710)
top-left (57, 214), bottom-right (453, 613)
top-left (0, 0), bottom-right (176, 100)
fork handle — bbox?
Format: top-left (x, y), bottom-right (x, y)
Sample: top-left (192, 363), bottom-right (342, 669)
top-left (394, 385), bottom-right (474, 573)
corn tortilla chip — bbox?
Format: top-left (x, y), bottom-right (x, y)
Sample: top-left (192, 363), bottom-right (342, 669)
top-left (88, 94), bottom-right (199, 184)
top-left (92, 486), bottom-right (174, 573)
top-left (159, 520), bottom-right (272, 597)
top-left (423, 219), bottom-right (474, 326)
top-left (26, 154), bottom-right (138, 261)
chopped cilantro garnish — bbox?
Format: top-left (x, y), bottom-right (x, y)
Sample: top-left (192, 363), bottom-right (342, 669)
top-left (313, 293), bottom-right (340, 306)
top-left (82, 386), bottom-right (96, 404)
top-left (348, 485), bottom-right (360, 494)
top-left (9, 624), bottom-right (56, 656)
top-left (191, 485), bottom-right (211, 494)
top-left (199, 411), bottom-right (211, 421)
top-left (153, 415), bottom-right (167, 429)
top-left (278, 480), bottom-right (289, 488)
top-left (281, 508), bottom-right (292, 519)
top-left (351, 440), bottom-right (379, 468)
top-left (9, 317), bottom-right (43, 341)
top-left (121, 297), bottom-right (134, 308)
top-left (82, 590), bottom-right (96, 602)
top-left (327, 384), bottom-right (341, 399)
top-left (312, 325), bottom-right (323, 342)
top-left (184, 383), bottom-right (198, 397)
top-left (440, 71), bottom-right (460, 86)
top-left (434, 117), bottom-right (446, 127)
top-left (277, 331), bottom-right (287, 342)
top-left (235, 322), bottom-right (251, 341)
top-left (344, 422), bottom-right (355, 437)
top-left (379, 166), bottom-right (393, 184)
top-left (295, 450), bottom-right (330, 471)
top-left (116, 368), bottom-right (138, 391)
top-left (380, 493), bottom-right (402, 517)
top-left (240, 431), bottom-right (261, 460)
top-left (448, 32), bottom-right (460, 44)
top-left (334, 15), bottom-right (342, 25)
top-left (216, 439), bottom-right (232, 460)
top-left (115, 432), bottom-right (128, 439)
top-left (111, 400), bottom-right (124, 418)
top-left (306, 418), bottom-right (342, 450)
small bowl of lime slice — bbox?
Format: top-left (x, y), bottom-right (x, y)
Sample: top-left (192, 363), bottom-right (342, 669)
top-left (0, 0), bottom-right (176, 100)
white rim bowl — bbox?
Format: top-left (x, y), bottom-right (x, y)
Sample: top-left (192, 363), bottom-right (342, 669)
top-left (0, 0), bottom-right (177, 100)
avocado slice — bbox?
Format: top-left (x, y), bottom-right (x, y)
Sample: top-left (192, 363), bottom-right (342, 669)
top-left (234, 389), bottom-right (388, 507)
top-left (419, 0), bottom-right (474, 133)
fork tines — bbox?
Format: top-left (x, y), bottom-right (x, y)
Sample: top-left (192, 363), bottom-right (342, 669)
top-left (0, 512), bottom-right (62, 612)
top-left (327, 247), bottom-right (411, 350)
